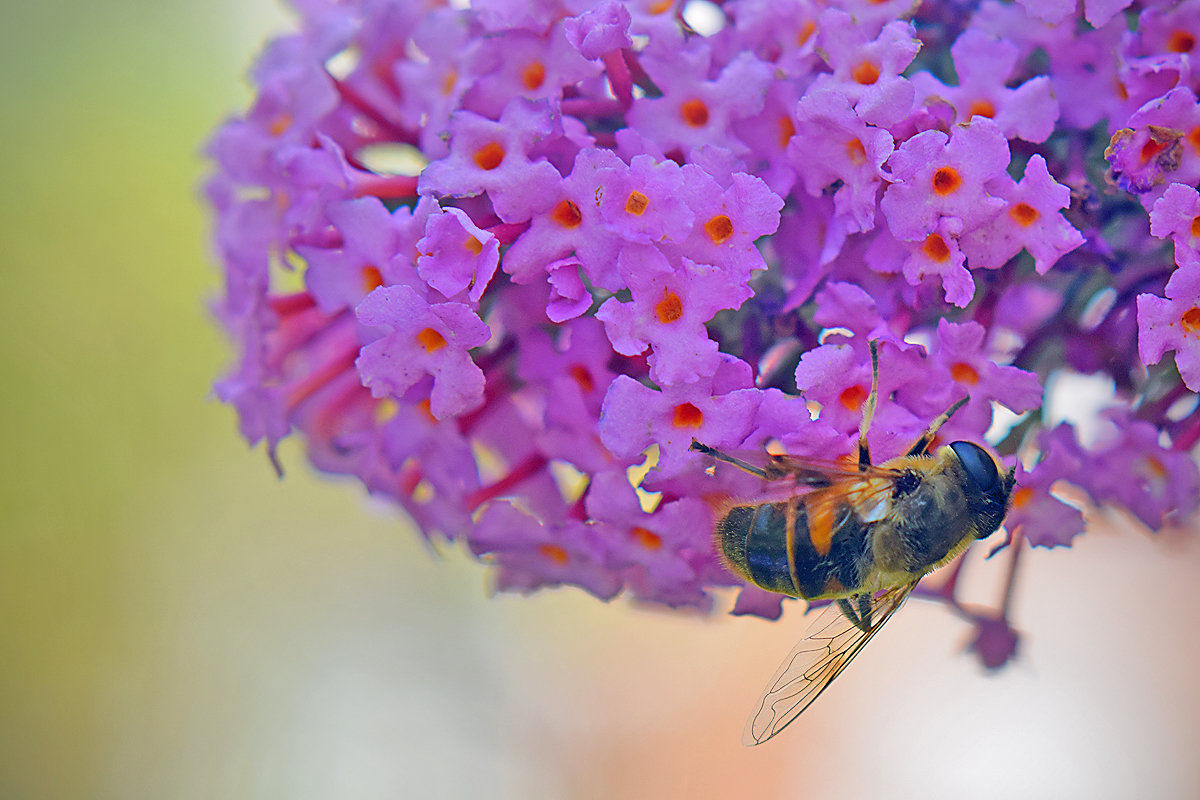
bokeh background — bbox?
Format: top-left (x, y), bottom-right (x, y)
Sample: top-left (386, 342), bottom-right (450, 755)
top-left (3, 2), bottom-right (1200, 798)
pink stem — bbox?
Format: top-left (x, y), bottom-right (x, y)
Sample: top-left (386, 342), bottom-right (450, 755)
top-left (466, 453), bottom-right (549, 511)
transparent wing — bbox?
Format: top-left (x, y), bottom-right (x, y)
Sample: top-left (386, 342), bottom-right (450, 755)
top-left (743, 580), bottom-right (919, 746)
top-left (691, 441), bottom-right (901, 485)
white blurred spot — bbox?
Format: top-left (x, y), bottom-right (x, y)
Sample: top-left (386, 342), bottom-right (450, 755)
top-left (549, 459), bottom-right (588, 504)
top-left (682, 1), bottom-right (725, 36)
top-left (1079, 286), bottom-right (1116, 331)
top-left (903, 329), bottom-right (934, 351)
top-left (357, 143), bottom-right (428, 176)
top-left (324, 48), bottom-right (359, 81)
top-left (1167, 392), bottom-right (1199, 422)
top-left (627, 445), bottom-right (662, 513)
top-left (819, 326), bottom-right (854, 344)
top-left (1043, 370), bottom-right (1116, 447)
top-left (985, 403), bottom-right (1026, 446)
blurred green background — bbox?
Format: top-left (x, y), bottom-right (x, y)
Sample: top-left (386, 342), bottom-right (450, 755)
top-left (3, 2), bottom-right (1200, 798)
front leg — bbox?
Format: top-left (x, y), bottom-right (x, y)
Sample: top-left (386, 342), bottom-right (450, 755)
top-left (836, 595), bottom-right (873, 633)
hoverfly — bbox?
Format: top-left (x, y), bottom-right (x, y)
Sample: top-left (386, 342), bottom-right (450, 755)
top-left (691, 341), bottom-right (1015, 745)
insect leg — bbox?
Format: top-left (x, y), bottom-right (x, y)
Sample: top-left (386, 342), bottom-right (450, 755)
top-left (689, 439), bottom-right (771, 480)
top-left (904, 395), bottom-right (970, 456)
top-left (857, 593), bottom-right (873, 629)
top-left (836, 596), bottom-right (872, 634)
top-left (857, 341), bottom-right (880, 472)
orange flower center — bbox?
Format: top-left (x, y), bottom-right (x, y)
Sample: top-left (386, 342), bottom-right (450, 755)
top-left (672, 402), bottom-right (704, 428)
top-left (839, 384), bottom-right (867, 411)
top-left (1143, 456), bottom-right (1168, 479)
top-left (631, 526), bottom-right (663, 550)
top-left (417, 327), bottom-right (447, 353)
top-left (681, 98), bottom-right (710, 127)
top-left (950, 362), bottom-right (980, 385)
top-left (968, 99), bottom-right (995, 119)
top-left (464, 236), bottom-right (483, 256)
top-left (269, 112), bottom-right (293, 137)
top-left (852, 60), bottom-right (880, 85)
top-left (625, 190), bottom-right (650, 216)
top-left (1010, 202), bottom-right (1040, 227)
top-left (1168, 30), bottom-right (1196, 53)
top-left (1011, 486), bottom-right (1034, 508)
top-left (361, 266), bottom-right (384, 293)
top-left (846, 138), bottom-right (867, 165)
top-left (569, 364), bottom-right (595, 394)
top-left (1181, 307), bottom-right (1200, 334)
top-left (522, 61), bottom-right (546, 90)
top-left (551, 199), bottom-right (583, 228)
top-left (778, 115), bottom-right (796, 149)
top-left (1189, 126), bottom-right (1200, 156)
top-left (932, 166), bottom-right (962, 195)
top-left (473, 141), bottom-right (506, 170)
top-left (797, 20), bottom-right (816, 46)
top-left (922, 233), bottom-right (951, 262)
top-left (538, 544), bottom-right (570, 565)
top-left (1141, 138), bottom-right (1169, 164)
top-left (655, 289), bottom-right (684, 323)
top-left (1192, 215), bottom-right (1200, 239)
top-left (705, 214), bottom-right (734, 245)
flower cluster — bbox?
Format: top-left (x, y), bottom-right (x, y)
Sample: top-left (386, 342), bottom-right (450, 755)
top-left (209, 0), bottom-right (1200, 667)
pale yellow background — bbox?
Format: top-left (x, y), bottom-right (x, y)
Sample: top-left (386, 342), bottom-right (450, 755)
top-left (2, 2), bottom-right (1199, 798)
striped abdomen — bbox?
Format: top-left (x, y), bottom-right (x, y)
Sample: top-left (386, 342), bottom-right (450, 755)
top-left (716, 499), bottom-right (872, 600)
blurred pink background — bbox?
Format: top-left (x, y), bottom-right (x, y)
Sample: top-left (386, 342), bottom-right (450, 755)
top-left (2, 2), bottom-right (1198, 797)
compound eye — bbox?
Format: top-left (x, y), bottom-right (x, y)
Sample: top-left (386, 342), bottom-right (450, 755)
top-left (950, 441), bottom-right (999, 494)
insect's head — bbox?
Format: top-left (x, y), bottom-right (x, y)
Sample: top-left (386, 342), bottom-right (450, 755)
top-left (948, 441), bottom-right (1016, 539)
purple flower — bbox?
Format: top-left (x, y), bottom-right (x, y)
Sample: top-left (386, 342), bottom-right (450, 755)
top-left (543, 256), bottom-right (592, 322)
top-left (881, 117), bottom-right (1010, 242)
top-left (1107, 88), bottom-right (1200, 208)
top-left (1044, 16), bottom-right (1124, 129)
top-left (1149, 183), bottom-right (1200, 267)
top-left (597, 153), bottom-right (694, 244)
top-left (898, 216), bottom-right (975, 307)
top-left (596, 246), bottom-right (752, 385)
top-left (502, 147), bottom-right (625, 288)
top-left (1139, 261), bottom-right (1200, 391)
top-left (563, 1), bottom-right (632, 60)
top-left (209, 0), bottom-right (1200, 647)
top-left (416, 205), bottom-right (500, 302)
top-left (460, 24), bottom-right (601, 119)
top-left (1005, 425), bottom-right (1087, 548)
top-left (919, 319), bottom-right (1044, 431)
top-left (725, 0), bottom-right (821, 81)
top-left (668, 168), bottom-right (783, 282)
top-left (794, 339), bottom-right (929, 457)
top-left (959, 154), bottom-right (1085, 275)
top-left (469, 501), bottom-right (622, 600)
top-left (628, 41), bottom-right (773, 157)
top-left (1087, 409), bottom-right (1200, 531)
top-left (355, 285), bottom-right (491, 419)
top-left (910, 27), bottom-right (1058, 143)
top-left (810, 10), bottom-right (920, 129)
top-left (968, 614), bottom-right (1020, 670)
top-left (790, 88), bottom-right (895, 234)
top-left (418, 99), bottom-right (564, 223)
top-left (599, 360), bottom-right (761, 477)
top-left (585, 469), bottom-right (714, 609)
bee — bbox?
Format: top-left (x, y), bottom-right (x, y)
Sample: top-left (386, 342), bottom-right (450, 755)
top-left (690, 341), bottom-right (1016, 746)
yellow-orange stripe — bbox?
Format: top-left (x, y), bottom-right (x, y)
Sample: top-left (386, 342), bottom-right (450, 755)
top-left (807, 496), bottom-right (835, 556)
